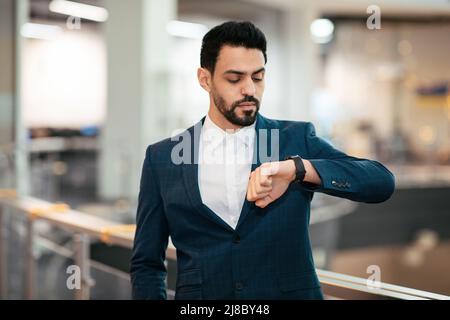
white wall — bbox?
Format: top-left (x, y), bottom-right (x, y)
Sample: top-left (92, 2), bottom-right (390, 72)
top-left (22, 21), bottom-right (106, 128)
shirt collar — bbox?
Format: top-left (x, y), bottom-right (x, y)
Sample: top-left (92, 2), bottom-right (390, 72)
top-left (202, 114), bottom-right (256, 148)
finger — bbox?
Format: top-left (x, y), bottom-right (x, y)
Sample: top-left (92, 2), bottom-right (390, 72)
top-left (256, 179), bottom-right (272, 194)
top-left (249, 172), bottom-right (270, 200)
top-left (260, 162), bottom-right (279, 177)
top-left (258, 164), bottom-right (274, 191)
top-left (247, 171), bottom-right (257, 201)
top-left (246, 172), bottom-right (253, 201)
top-left (259, 169), bottom-right (273, 189)
top-left (254, 168), bottom-right (271, 195)
top-left (254, 167), bottom-right (260, 186)
top-left (254, 191), bottom-right (270, 200)
top-left (255, 195), bottom-right (273, 208)
top-left (246, 182), bottom-right (252, 201)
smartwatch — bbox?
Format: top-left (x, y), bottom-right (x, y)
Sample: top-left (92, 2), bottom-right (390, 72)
top-left (285, 155), bottom-right (306, 183)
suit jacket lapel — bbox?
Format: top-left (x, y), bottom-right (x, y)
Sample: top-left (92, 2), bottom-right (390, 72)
top-left (181, 118), bottom-right (234, 231)
top-left (235, 114), bottom-right (273, 229)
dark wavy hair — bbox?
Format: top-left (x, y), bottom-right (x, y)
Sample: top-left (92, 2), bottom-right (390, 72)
top-left (200, 21), bottom-right (267, 74)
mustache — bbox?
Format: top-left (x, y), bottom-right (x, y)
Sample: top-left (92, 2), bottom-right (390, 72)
top-left (232, 96), bottom-right (260, 109)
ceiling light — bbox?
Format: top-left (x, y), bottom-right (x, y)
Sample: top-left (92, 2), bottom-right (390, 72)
top-left (49, 0), bottom-right (109, 22)
top-left (21, 22), bottom-right (62, 40)
top-left (310, 19), bottom-right (334, 44)
top-left (167, 20), bottom-right (209, 40)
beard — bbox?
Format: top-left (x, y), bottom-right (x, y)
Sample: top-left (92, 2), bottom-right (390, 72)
top-left (212, 90), bottom-right (260, 127)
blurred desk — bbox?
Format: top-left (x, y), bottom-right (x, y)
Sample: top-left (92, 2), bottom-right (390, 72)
top-left (29, 137), bottom-right (98, 153)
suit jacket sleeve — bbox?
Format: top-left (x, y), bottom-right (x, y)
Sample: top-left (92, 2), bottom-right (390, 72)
top-left (301, 122), bottom-right (395, 203)
top-left (130, 146), bottom-right (169, 299)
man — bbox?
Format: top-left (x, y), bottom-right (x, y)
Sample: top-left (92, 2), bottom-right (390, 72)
top-left (130, 21), bottom-right (395, 300)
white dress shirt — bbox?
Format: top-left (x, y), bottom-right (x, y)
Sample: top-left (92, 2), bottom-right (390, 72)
top-left (198, 114), bottom-right (256, 229)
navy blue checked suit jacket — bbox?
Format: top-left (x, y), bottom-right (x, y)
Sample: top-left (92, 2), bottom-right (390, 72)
top-left (130, 114), bottom-right (395, 300)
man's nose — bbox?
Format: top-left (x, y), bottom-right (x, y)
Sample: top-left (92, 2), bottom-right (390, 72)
top-left (241, 78), bottom-right (256, 96)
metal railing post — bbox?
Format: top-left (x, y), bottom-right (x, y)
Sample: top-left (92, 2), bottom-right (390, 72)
top-left (24, 217), bottom-right (34, 299)
top-left (0, 206), bottom-right (8, 299)
top-left (73, 234), bottom-right (91, 300)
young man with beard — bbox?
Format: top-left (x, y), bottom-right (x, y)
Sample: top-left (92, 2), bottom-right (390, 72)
top-left (130, 21), bottom-right (395, 300)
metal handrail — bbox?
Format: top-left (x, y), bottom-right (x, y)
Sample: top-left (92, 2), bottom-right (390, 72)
top-left (317, 269), bottom-right (449, 300)
top-left (1, 191), bottom-right (449, 300)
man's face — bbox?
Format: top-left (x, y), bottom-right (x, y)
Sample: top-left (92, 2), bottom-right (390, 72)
top-left (210, 45), bottom-right (265, 126)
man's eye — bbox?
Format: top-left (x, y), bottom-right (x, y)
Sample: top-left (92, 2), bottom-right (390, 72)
top-left (252, 78), bottom-right (263, 82)
top-left (228, 79), bottom-right (240, 84)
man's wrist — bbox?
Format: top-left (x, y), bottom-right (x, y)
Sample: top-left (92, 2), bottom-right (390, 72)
top-left (286, 159), bottom-right (297, 183)
top-left (302, 159), bottom-right (322, 185)
top-left (285, 156), bottom-right (306, 183)
top-left (302, 159), bottom-right (310, 183)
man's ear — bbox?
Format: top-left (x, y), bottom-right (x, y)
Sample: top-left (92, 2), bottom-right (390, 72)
top-left (197, 67), bottom-right (212, 93)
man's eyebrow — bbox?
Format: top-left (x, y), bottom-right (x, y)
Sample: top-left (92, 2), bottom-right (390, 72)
top-left (252, 67), bottom-right (266, 75)
top-left (223, 67), bottom-right (266, 76)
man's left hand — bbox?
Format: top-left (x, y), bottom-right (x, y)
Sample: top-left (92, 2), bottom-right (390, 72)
top-left (246, 159), bottom-right (321, 208)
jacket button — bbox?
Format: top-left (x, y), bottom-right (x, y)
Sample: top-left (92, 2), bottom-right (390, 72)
top-left (233, 234), bottom-right (241, 243)
top-left (235, 282), bottom-right (244, 291)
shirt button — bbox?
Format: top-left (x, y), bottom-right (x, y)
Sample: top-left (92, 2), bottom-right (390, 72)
top-left (233, 234), bottom-right (241, 243)
top-left (235, 282), bottom-right (244, 291)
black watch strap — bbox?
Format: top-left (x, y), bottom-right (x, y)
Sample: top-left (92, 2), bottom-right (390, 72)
top-left (285, 155), bottom-right (306, 183)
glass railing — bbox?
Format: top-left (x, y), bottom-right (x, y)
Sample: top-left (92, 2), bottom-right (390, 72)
top-left (0, 192), bottom-right (449, 300)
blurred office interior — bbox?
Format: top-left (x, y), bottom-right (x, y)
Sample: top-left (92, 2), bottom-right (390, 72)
top-left (0, 0), bottom-right (450, 299)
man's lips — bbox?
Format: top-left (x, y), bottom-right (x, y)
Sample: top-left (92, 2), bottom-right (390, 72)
top-left (238, 102), bottom-right (256, 110)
